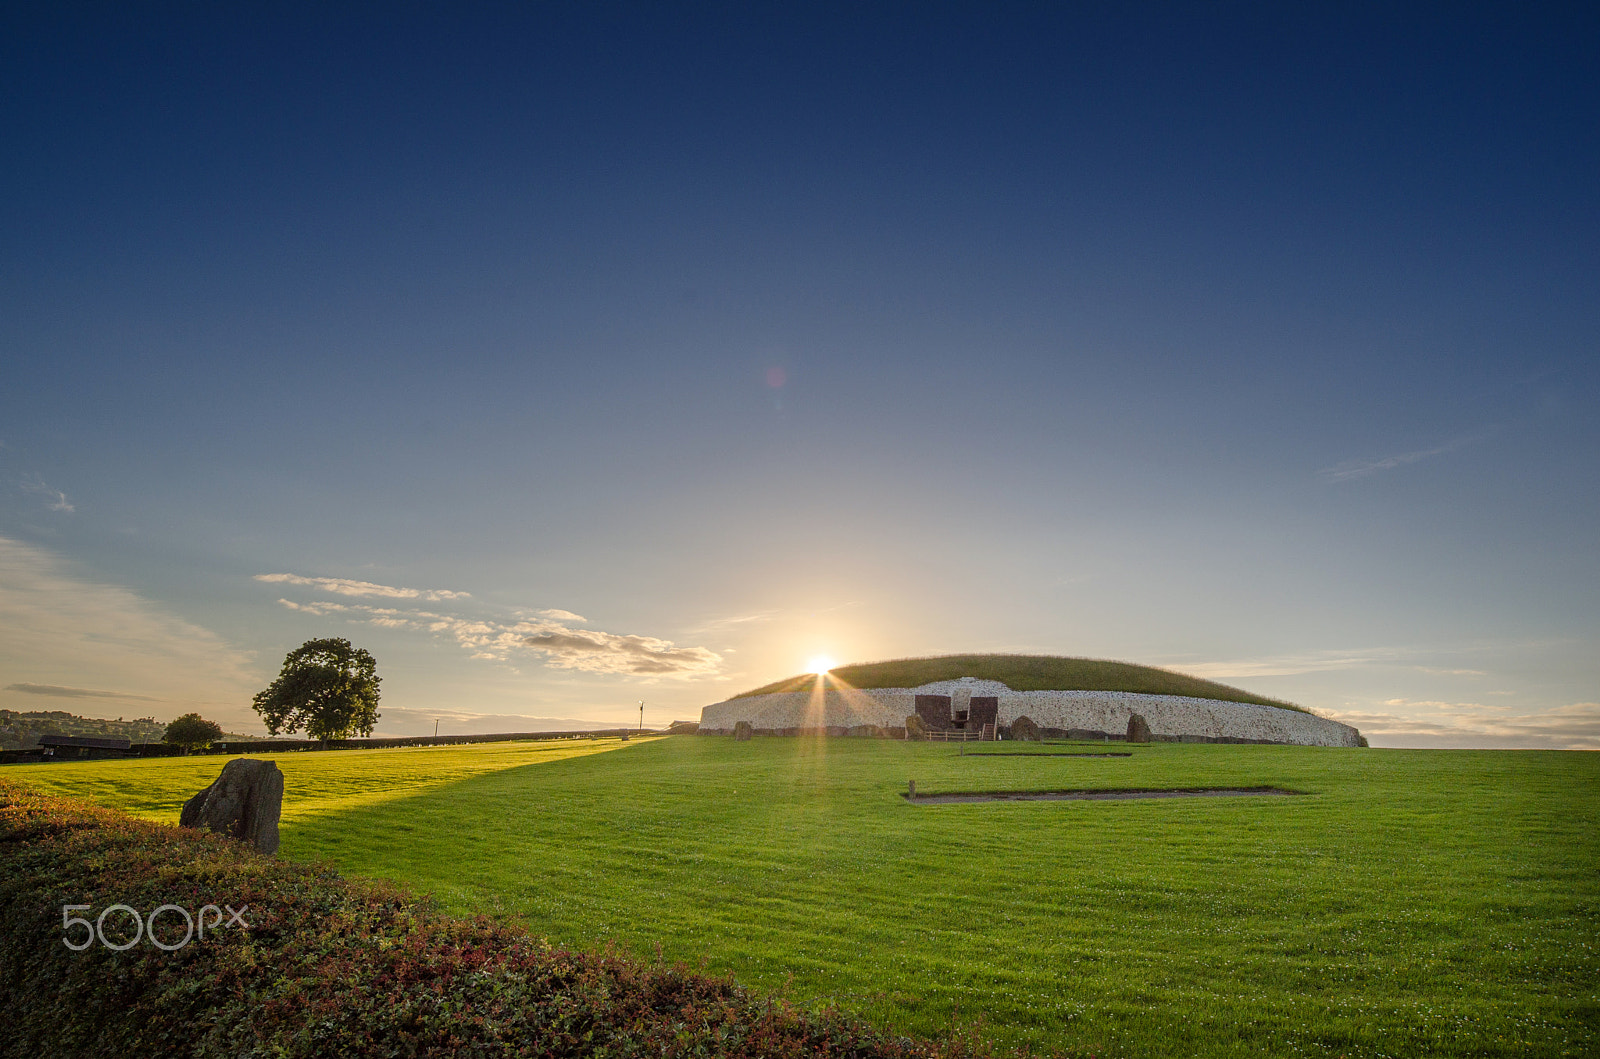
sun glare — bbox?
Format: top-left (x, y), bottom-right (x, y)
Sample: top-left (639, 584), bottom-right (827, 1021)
top-left (806, 654), bottom-right (836, 674)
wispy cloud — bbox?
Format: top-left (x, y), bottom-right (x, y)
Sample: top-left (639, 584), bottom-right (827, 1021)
top-left (1320, 430), bottom-right (1490, 483)
top-left (1381, 697), bottom-right (1515, 713)
top-left (1171, 644), bottom-right (1547, 684)
top-left (254, 573), bottom-right (470, 601)
top-left (276, 598), bottom-right (350, 615)
top-left (689, 611), bottom-right (778, 633)
top-left (1172, 649), bottom-right (1403, 680)
top-left (0, 536), bottom-right (260, 723)
top-left (522, 628), bottom-right (722, 677)
top-left (269, 596), bottom-right (722, 680)
top-left (3, 682), bottom-right (163, 701)
top-left (537, 609), bottom-right (587, 622)
top-left (21, 476), bottom-right (74, 512)
top-left (1322, 700), bottom-right (1600, 750)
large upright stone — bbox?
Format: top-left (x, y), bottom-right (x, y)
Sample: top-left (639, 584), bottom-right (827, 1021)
top-left (179, 758), bottom-right (283, 855)
top-left (1126, 713), bottom-right (1153, 744)
top-left (1007, 715), bottom-right (1041, 742)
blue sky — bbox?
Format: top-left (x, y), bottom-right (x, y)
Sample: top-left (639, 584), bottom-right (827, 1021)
top-left (2, 4), bottom-right (1595, 746)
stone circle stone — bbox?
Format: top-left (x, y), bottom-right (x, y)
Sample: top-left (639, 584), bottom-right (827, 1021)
top-left (179, 758), bottom-right (283, 856)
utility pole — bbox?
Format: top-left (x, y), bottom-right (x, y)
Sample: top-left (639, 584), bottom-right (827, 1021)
top-left (434, 719), bottom-right (439, 739)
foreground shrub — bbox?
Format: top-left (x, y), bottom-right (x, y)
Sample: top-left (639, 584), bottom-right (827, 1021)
top-left (0, 781), bottom-right (1000, 1059)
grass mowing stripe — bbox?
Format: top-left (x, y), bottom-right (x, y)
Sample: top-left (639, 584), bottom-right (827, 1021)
top-left (2, 736), bottom-right (649, 822)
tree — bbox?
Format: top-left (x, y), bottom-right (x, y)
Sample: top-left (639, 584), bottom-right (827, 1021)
top-left (252, 638), bottom-right (381, 743)
top-left (164, 713), bottom-right (224, 751)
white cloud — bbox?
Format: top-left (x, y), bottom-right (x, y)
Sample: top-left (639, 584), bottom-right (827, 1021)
top-left (276, 598), bottom-right (353, 616)
top-left (269, 594), bottom-right (723, 681)
top-left (21, 476), bottom-right (74, 513)
top-left (254, 573), bottom-right (470, 601)
top-left (538, 609), bottom-right (587, 622)
top-left (1320, 430), bottom-right (1489, 483)
top-left (692, 611), bottom-right (777, 631)
top-left (521, 626), bottom-right (723, 677)
top-left (1322, 701), bottom-right (1600, 750)
top-left (0, 536), bottom-right (261, 724)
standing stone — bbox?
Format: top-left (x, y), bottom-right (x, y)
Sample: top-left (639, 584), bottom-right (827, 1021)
top-left (179, 758), bottom-right (284, 855)
top-left (1007, 715), bottom-right (1041, 742)
top-left (1126, 713), bottom-right (1153, 744)
top-left (733, 720), bottom-right (753, 742)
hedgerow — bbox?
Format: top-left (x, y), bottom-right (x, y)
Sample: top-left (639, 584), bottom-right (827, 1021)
top-left (0, 780), bottom-right (1002, 1059)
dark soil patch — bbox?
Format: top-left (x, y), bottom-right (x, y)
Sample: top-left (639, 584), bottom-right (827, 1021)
top-left (904, 786), bottom-right (1303, 804)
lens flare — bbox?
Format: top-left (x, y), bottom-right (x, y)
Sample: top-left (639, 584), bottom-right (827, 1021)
top-left (806, 654), bottom-right (836, 674)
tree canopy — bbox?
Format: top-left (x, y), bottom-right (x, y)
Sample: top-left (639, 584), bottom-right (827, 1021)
top-left (164, 713), bottom-right (224, 749)
top-left (252, 638), bottom-right (381, 742)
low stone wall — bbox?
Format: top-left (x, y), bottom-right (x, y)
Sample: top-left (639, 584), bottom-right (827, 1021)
top-left (698, 678), bottom-right (1360, 747)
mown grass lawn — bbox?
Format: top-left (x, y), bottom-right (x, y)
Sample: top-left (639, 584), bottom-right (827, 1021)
top-left (5, 736), bottom-right (645, 823)
top-left (10, 737), bottom-right (1597, 1057)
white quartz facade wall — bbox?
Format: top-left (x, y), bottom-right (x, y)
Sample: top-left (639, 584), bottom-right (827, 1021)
top-left (699, 678), bottom-right (1360, 747)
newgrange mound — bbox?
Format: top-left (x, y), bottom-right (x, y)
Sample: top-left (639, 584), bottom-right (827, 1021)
top-left (700, 654), bottom-right (1361, 747)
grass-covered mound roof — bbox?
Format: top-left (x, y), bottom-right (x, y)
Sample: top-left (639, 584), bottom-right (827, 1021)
top-left (733, 654), bottom-right (1306, 713)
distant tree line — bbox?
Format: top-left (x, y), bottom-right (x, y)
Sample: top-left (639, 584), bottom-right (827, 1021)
top-left (3, 636), bottom-right (386, 753)
top-left (0, 710), bottom-right (167, 751)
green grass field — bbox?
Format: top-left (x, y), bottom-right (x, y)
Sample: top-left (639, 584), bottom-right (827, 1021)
top-left (9, 737), bottom-right (1597, 1057)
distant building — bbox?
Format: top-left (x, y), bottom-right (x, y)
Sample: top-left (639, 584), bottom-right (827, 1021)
top-left (36, 735), bottom-right (133, 760)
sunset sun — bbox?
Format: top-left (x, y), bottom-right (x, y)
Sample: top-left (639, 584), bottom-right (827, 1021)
top-left (806, 654), bottom-right (837, 674)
